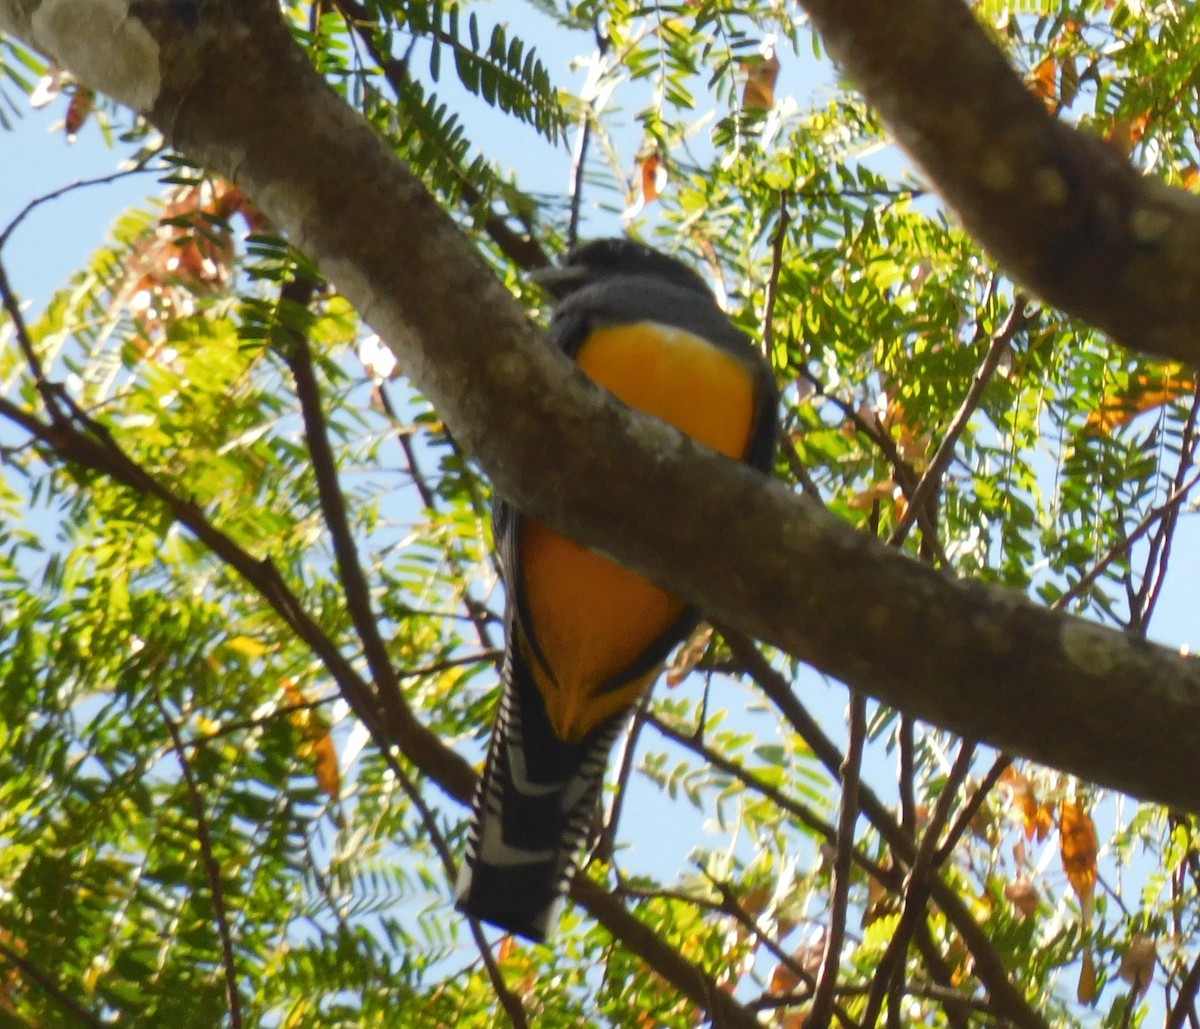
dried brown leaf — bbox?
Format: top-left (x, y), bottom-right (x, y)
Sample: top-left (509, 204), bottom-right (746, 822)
top-left (1060, 799), bottom-right (1098, 923)
top-left (1117, 934), bottom-right (1157, 995)
top-left (1004, 877), bottom-right (1039, 918)
top-left (666, 623), bottom-right (713, 686)
top-left (742, 47), bottom-right (780, 111)
top-left (1078, 949), bottom-right (1097, 1004)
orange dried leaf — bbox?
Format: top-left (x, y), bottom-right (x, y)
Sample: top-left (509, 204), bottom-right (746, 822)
top-left (64, 88), bottom-right (95, 142)
top-left (770, 960), bottom-right (800, 995)
top-left (846, 479), bottom-right (897, 511)
top-left (283, 680), bottom-right (341, 800)
top-left (742, 48), bottom-right (780, 112)
top-left (1011, 785), bottom-right (1053, 842)
top-left (1059, 800), bottom-right (1098, 921)
top-left (1117, 934), bottom-right (1157, 995)
top-left (640, 152), bottom-right (666, 205)
top-left (1087, 366), bottom-right (1195, 434)
top-left (621, 150), bottom-right (668, 221)
top-left (311, 735), bottom-right (340, 800)
top-left (1107, 111), bottom-right (1151, 156)
top-left (1030, 56), bottom-right (1058, 106)
top-left (1078, 949), bottom-right (1098, 1004)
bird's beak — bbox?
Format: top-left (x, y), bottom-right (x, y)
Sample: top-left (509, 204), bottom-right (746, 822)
top-left (528, 262), bottom-right (588, 300)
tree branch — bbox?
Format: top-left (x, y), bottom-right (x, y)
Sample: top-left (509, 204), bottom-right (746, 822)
top-left (793, 0), bottom-right (1200, 363)
top-left (152, 693), bottom-right (243, 1029)
top-left (809, 691), bottom-right (866, 1029)
top-left (0, 934), bottom-right (106, 1028)
top-left (887, 297), bottom-right (1030, 547)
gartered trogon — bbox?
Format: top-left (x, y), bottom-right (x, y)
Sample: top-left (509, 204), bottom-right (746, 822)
top-left (455, 237), bottom-right (779, 942)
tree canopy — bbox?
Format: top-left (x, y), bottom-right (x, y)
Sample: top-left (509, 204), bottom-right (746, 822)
top-left (1, 0), bottom-right (1199, 1025)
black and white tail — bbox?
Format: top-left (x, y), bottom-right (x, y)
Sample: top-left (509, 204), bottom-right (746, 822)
top-left (455, 643), bottom-right (629, 942)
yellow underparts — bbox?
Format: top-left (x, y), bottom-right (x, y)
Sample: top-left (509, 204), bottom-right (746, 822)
top-left (521, 321), bottom-right (757, 743)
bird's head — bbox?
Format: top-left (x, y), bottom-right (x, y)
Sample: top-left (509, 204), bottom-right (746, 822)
top-left (530, 237), bottom-right (712, 301)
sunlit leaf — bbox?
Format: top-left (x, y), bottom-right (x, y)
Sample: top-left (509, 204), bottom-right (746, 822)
top-left (1060, 799), bottom-right (1098, 924)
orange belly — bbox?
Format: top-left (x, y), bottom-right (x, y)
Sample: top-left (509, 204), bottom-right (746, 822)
top-left (521, 321), bottom-right (757, 742)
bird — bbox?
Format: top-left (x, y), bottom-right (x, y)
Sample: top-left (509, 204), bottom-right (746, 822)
top-left (454, 237), bottom-right (778, 943)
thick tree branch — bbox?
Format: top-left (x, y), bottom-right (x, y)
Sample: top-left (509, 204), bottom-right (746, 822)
top-left (5, 0), bottom-right (1200, 814)
top-left (794, 0), bottom-right (1200, 363)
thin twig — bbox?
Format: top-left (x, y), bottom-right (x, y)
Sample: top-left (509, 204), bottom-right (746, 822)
top-left (0, 162), bottom-right (161, 252)
top-left (934, 751), bottom-right (1011, 867)
top-left (377, 381), bottom-right (500, 650)
top-left (861, 742), bottom-right (975, 1028)
top-left (284, 280), bottom-right (429, 753)
top-left (800, 368), bottom-right (949, 563)
top-left (888, 296), bottom-right (1030, 547)
top-left (722, 630), bottom-right (1049, 1029)
top-left (780, 421), bottom-right (823, 499)
top-left (397, 649), bottom-right (502, 679)
top-left (0, 259), bottom-right (60, 416)
top-left (808, 691), bottom-right (867, 1029)
top-left (0, 934), bottom-right (106, 1028)
top-left (1053, 465), bottom-right (1200, 613)
top-left (647, 710), bottom-right (897, 886)
top-left (761, 190), bottom-right (790, 360)
top-left (1168, 949), bottom-right (1200, 1029)
top-left (598, 690), bottom-right (652, 862)
top-left (152, 694), bottom-right (243, 1028)
top-left (1130, 375), bottom-right (1200, 634)
top-left (899, 716), bottom-right (916, 835)
top-left (566, 90), bottom-right (595, 251)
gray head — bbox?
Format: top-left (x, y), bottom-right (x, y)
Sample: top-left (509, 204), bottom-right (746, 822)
top-left (531, 238), bottom-right (712, 301)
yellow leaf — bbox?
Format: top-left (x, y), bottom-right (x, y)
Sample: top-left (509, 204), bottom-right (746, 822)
top-left (311, 734), bottom-right (341, 801)
top-left (283, 680), bottom-right (340, 801)
top-left (228, 634), bottom-right (271, 658)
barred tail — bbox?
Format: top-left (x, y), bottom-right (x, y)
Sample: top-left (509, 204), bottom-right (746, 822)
top-left (455, 644), bottom-right (630, 942)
